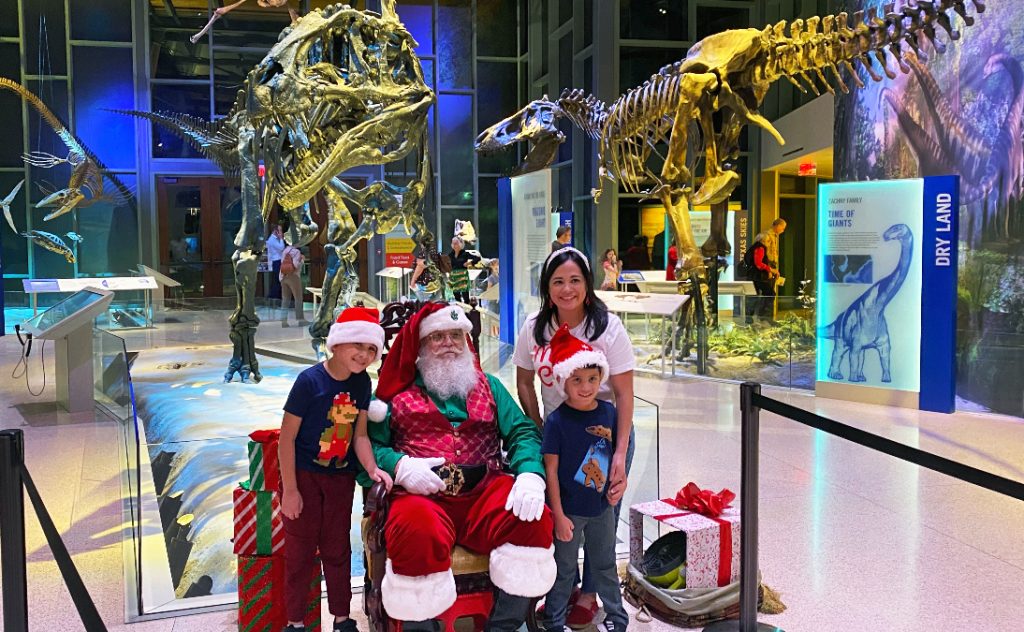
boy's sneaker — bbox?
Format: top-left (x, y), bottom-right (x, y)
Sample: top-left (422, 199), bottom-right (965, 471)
top-left (333, 619), bottom-right (359, 632)
top-left (598, 614), bottom-right (622, 630)
top-left (601, 619), bottom-right (627, 632)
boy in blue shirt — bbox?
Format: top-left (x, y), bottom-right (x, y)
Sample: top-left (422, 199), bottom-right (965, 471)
top-left (279, 307), bottom-right (393, 632)
top-left (540, 324), bottom-right (628, 632)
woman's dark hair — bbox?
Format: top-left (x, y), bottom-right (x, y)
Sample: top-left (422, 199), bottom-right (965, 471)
top-left (533, 248), bottom-right (609, 346)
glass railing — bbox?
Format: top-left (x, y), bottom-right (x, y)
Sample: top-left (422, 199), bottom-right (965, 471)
top-left (616, 297), bottom-right (818, 390)
top-left (92, 328), bottom-right (144, 619)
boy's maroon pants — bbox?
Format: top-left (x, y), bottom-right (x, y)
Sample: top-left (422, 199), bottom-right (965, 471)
top-left (282, 469), bottom-right (356, 622)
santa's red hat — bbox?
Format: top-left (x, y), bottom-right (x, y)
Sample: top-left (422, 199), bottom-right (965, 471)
top-left (549, 323), bottom-right (609, 396)
top-left (368, 302), bottom-right (473, 421)
top-left (326, 306), bottom-right (385, 361)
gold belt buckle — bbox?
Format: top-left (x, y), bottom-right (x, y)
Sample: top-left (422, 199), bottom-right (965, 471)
top-left (436, 463), bottom-right (465, 496)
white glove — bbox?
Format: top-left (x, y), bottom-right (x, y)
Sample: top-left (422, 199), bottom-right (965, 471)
top-left (395, 456), bottom-right (446, 495)
top-left (504, 472), bottom-right (546, 522)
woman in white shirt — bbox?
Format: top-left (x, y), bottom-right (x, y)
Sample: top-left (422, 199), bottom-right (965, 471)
top-left (511, 246), bottom-right (636, 625)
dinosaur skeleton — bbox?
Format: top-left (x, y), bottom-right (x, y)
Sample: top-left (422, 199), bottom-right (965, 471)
top-left (0, 78), bottom-right (134, 221)
top-left (478, 1), bottom-right (987, 280)
top-left (123, 1), bottom-right (437, 380)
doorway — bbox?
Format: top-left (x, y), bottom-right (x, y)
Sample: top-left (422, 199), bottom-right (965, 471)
top-left (157, 176), bottom-right (244, 298)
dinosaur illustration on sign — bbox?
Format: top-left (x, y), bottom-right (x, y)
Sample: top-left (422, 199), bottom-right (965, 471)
top-left (820, 223), bottom-right (914, 383)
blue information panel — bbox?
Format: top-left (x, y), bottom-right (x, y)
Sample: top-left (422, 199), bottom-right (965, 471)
top-left (816, 176), bottom-right (959, 412)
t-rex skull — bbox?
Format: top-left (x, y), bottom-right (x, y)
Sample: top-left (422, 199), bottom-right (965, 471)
top-left (475, 96), bottom-right (565, 174)
top-left (245, 4), bottom-right (435, 210)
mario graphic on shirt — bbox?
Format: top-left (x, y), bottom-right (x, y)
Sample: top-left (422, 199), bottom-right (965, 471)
top-left (315, 392), bottom-right (357, 467)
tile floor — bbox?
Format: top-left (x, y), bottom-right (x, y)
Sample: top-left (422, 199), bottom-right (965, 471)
top-left (1, 320), bottom-right (1023, 631)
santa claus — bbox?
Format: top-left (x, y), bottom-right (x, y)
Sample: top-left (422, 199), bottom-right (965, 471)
top-left (367, 302), bottom-right (555, 631)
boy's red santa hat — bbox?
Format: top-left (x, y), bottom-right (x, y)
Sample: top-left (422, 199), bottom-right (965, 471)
top-left (368, 302), bottom-right (474, 421)
top-left (326, 306), bottom-right (385, 362)
top-left (549, 323), bottom-right (609, 396)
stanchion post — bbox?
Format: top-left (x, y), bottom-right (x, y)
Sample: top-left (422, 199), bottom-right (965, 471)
top-left (704, 383), bottom-right (783, 632)
top-left (739, 382), bottom-right (761, 630)
top-left (0, 429), bottom-right (29, 632)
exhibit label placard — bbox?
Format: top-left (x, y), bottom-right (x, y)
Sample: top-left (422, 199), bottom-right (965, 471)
top-left (508, 169), bottom-right (553, 335)
top-left (383, 228), bottom-right (416, 268)
top-left (23, 276), bottom-right (158, 293)
top-left (816, 176), bottom-right (959, 411)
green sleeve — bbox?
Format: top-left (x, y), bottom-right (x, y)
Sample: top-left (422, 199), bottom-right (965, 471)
top-left (366, 404), bottom-right (406, 478)
top-left (487, 374), bottom-right (545, 477)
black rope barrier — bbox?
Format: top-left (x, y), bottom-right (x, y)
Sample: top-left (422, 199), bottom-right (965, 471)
top-left (751, 392), bottom-right (1024, 502)
top-left (704, 382), bottom-right (1024, 632)
top-left (0, 429), bottom-right (108, 632)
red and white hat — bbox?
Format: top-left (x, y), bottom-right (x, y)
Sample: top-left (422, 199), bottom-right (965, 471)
top-left (549, 323), bottom-right (609, 396)
top-left (368, 302), bottom-right (476, 421)
top-left (326, 307), bottom-right (385, 361)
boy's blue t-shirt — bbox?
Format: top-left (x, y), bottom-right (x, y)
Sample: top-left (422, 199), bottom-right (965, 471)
top-left (283, 363), bottom-right (371, 474)
top-left (541, 399), bottom-right (617, 517)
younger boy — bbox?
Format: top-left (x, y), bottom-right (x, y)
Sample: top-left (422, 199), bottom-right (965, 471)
top-left (279, 307), bottom-right (393, 632)
top-left (541, 324), bottom-right (628, 632)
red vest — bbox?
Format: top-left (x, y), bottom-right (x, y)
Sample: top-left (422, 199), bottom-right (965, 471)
top-left (390, 372), bottom-right (503, 469)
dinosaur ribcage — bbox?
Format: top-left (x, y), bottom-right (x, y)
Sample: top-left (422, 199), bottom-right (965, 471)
top-left (601, 72), bottom-right (686, 192)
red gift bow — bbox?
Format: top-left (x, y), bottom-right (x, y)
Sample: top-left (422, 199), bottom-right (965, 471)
top-left (674, 482), bottom-right (735, 518)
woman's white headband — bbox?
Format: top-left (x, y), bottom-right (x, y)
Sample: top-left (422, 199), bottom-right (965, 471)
top-left (544, 246), bottom-right (591, 272)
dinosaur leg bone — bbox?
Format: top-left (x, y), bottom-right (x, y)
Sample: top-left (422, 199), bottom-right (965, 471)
top-left (657, 187), bottom-right (703, 276)
top-left (661, 72), bottom-right (718, 185)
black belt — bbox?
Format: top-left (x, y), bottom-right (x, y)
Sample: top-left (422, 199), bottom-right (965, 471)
top-left (431, 463), bottom-right (488, 496)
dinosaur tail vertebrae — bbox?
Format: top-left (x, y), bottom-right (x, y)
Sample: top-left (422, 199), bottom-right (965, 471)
top-left (112, 108), bottom-right (241, 175)
top-left (762, 0), bottom-right (987, 96)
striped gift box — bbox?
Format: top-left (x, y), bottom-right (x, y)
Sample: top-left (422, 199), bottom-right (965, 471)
top-left (237, 555), bottom-right (321, 632)
top-left (233, 485), bottom-right (284, 556)
top-left (248, 429), bottom-right (281, 493)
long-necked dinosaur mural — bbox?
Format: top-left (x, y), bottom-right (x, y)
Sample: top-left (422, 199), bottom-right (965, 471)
top-left (820, 223), bottom-right (914, 383)
top-left (882, 53), bottom-right (1024, 244)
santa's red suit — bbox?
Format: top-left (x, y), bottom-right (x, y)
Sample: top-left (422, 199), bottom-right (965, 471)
top-left (367, 303), bottom-right (555, 624)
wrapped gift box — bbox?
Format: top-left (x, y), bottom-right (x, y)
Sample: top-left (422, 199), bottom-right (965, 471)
top-left (233, 485), bottom-right (284, 556)
top-left (238, 554), bottom-right (321, 632)
top-left (629, 498), bottom-right (741, 589)
top-left (248, 429), bottom-right (281, 493)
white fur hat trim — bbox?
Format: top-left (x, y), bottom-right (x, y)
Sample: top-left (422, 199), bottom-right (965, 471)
top-left (551, 349), bottom-right (609, 396)
top-left (418, 305), bottom-right (472, 339)
top-left (326, 319), bottom-right (385, 361)
top-left (382, 560), bottom-right (457, 621)
top-left (488, 543), bottom-right (556, 597)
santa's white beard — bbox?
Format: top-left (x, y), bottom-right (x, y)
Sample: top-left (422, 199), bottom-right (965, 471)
top-left (417, 346), bottom-right (478, 401)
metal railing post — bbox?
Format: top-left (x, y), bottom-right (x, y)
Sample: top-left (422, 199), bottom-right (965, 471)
top-left (0, 429), bottom-right (29, 632)
top-left (705, 383), bottom-right (783, 632)
top-left (739, 382), bottom-right (761, 630)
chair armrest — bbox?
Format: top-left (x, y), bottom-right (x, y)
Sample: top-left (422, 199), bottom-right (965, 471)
top-left (365, 481), bottom-right (390, 555)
